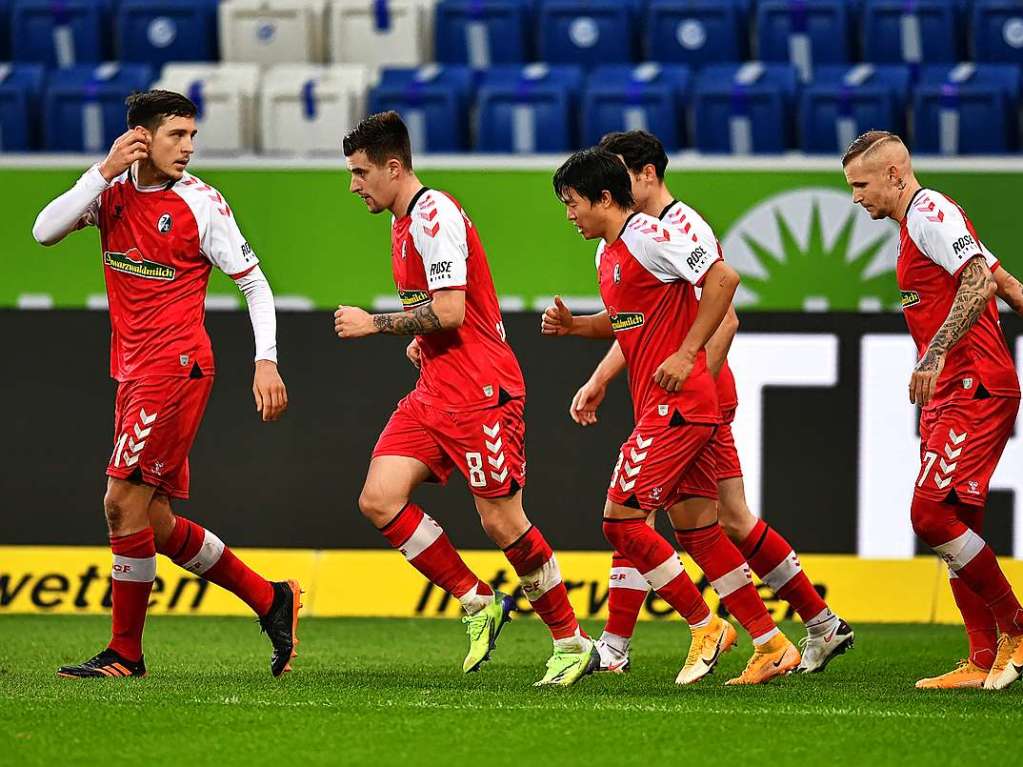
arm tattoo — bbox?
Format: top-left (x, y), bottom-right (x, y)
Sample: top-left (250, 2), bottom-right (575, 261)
top-left (372, 304), bottom-right (444, 336)
top-left (920, 257), bottom-right (994, 369)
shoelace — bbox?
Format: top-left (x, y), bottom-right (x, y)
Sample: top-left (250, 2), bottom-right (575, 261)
top-left (990, 634), bottom-right (1013, 673)
top-left (462, 612), bottom-right (490, 642)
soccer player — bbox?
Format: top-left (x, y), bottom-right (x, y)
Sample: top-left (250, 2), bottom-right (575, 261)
top-left (568, 131), bottom-right (853, 675)
top-left (843, 130), bottom-right (1023, 690)
top-left (32, 91), bottom-right (300, 679)
top-left (543, 148), bottom-right (801, 685)
top-left (334, 112), bottom-right (596, 687)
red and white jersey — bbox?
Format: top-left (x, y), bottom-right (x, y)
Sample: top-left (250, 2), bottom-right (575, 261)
top-left (660, 199), bottom-right (738, 412)
top-left (596, 211), bottom-right (722, 424)
top-left (390, 187), bottom-right (524, 411)
top-left (86, 168), bottom-right (257, 382)
top-left (898, 188), bottom-right (1019, 409)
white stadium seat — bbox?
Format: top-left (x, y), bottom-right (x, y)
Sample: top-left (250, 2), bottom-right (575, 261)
top-left (155, 63), bottom-right (262, 154)
top-left (328, 0), bottom-right (433, 67)
top-left (219, 0), bottom-right (327, 65)
top-left (260, 64), bottom-right (373, 154)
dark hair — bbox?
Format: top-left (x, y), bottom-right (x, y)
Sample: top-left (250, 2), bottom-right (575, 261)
top-left (841, 130), bottom-right (904, 167)
top-left (125, 90), bottom-right (197, 132)
top-left (598, 130), bottom-right (668, 179)
top-left (552, 148), bottom-right (634, 210)
top-left (342, 111), bottom-right (413, 170)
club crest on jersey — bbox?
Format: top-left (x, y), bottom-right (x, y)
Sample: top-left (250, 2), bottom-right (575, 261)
top-left (609, 312), bottom-right (645, 332)
top-left (613, 263), bottom-right (622, 283)
top-left (103, 248), bottom-right (175, 281)
top-left (398, 289), bottom-right (431, 309)
top-left (900, 290), bottom-right (920, 308)
top-left (157, 213), bottom-right (173, 233)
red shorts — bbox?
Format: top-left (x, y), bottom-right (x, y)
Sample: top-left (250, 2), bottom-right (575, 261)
top-left (607, 410), bottom-right (718, 512)
top-left (915, 396), bottom-right (1019, 507)
top-left (107, 375), bottom-right (213, 500)
top-left (373, 394), bottom-right (527, 499)
top-left (710, 408), bottom-right (743, 481)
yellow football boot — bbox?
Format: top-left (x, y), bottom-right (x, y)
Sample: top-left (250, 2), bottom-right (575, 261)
top-left (915, 660), bottom-right (988, 689)
top-left (675, 615), bottom-right (738, 685)
top-left (725, 632), bottom-right (800, 685)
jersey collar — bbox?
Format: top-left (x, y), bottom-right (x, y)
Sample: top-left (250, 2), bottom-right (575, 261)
top-left (902, 187), bottom-right (926, 222)
top-left (657, 200), bottom-right (679, 220)
top-left (405, 186), bottom-right (431, 217)
top-left (614, 211), bottom-right (639, 242)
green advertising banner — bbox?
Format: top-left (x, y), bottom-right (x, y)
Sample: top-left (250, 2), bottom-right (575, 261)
top-left (5, 159), bottom-right (1021, 311)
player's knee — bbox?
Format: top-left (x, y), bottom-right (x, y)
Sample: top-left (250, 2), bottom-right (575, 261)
top-left (910, 495), bottom-right (953, 545)
top-left (103, 491), bottom-right (128, 531)
top-left (358, 486), bottom-right (401, 526)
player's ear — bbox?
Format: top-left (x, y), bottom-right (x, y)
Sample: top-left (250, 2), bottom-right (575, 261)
top-left (388, 158), bottom-right (402, 180)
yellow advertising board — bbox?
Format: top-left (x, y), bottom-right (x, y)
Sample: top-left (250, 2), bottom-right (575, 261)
top-left (3, 546), bottom-right (1022, 624)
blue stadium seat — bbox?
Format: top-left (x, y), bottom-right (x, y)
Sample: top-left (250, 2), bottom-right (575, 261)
top-left (368, 65), bottom-right (475, 152)
top-left (581, 63), bottom-right (690, 149)
top-left (692, 63), bottom-right (797, 153)
top-left (43, 64), bottom-right (153, 152)
top-left (538, 0), bottom-right (635, 67)
top-left (116, 0), bottom-right (218, 68)
top-left (0, 63), bottom-right (45, 150)
top-left (11, 0), bottom-right (107, 67)
top-left (642, 0), bottom-right (746, 67)
top-left (861, 0), bottom-right (959, 64)
top-left (972, 0), bottom-right (1023, 63)
top-left (913, 63), bottom-right (1020, 153)
top-left (756, 0), bottom-right (851, 82)
top-left (434, 0), bottom-right (530, 67)
top-left (476, 64), bottom-right (583, 152)
top-left (799, 64), bottom-right (911, 153)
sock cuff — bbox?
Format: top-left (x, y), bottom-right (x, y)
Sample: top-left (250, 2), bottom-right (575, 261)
top-left (739, 518), bottom-right (769, 559)
top-left (504, 526), bottom-right (552, 573)
top-left (379, 502), bottom-right (425, 548)
top-left (110, 528), bottom-right (155, 557)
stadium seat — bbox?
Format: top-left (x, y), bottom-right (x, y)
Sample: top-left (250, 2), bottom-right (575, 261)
top-left (11, 0), bottom-right (106, 67)
top-left (538, 0), bottom-right (635, 68)
top-left (260, 64), bottom-right (371, 154)
top-left (913, 63), bottom-right (1021, 154)
top-left (756, 0), bottom-right (851, 82)
top-left (329, 0), bottom-right (430, 68)
top-left (43, 63), bottom-right (153, 152)
top-left (368, 64), bottom-right (473, 152)
top-left (861, 0), bottom-right (959, 64)
top-left (581, 63), bottom-right (690, 150)
top-left (434, 0), bottom-right (530, 67)
top-left (692, 62), bottom-right (797, 153)
top-left (155, 63), bottom-right (261, 154)
top-left (972, 0), bottom-right (1023, 63)
top-left (116, 0), bottom-right (219, 68)
top-left (219, 0), bottom-right (326, 65)
top-left (476, 63), bottom-right (583, 152)
top-left (0, 63), bottom-right (45, 150)
top-left (642, 0), bottom-right (747, 67)
top-left (799, 64), bottom-right (911, 153)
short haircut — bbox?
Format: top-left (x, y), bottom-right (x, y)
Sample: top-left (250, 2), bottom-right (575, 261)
top-left (552, 148), bottom-right (635, 210)
top-left (125, 90), bottom-right (197, 132)
top-left (841, 130), bottom-right (905, 167)
top-left (342, 111), bottom-right (413, 170)
top-left (598, 130), bottom-right (669, 179)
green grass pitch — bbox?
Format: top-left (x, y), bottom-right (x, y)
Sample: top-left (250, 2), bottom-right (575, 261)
top-left (1, 616), bottom-right (1021, 766)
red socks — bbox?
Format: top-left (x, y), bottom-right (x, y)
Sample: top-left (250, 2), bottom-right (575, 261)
top-left (950, 574), bottom-right (998, 669)
top-left (503, 526), bottom-right (580, 640)
top-left (160, 515), bottom-right (273, 616)
top-left (380, 503), bottom-right (493, 612)
top-left (675, 524), bottom-right (777, 642)
top-left (913, 496), bottom-right (1023, 636)
top-left (606, 552), bottom-right (650, 638)
top-left (739, 519), bottom-right (829, 624)
top-left (602, 518), bottom-right (710, 626)
top-left (108, 528), bottom-right (156, 662)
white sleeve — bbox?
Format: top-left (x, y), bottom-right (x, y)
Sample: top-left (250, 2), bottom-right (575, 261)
top-left (623, 215), bottom-right (720, 285)
top-left (199, 190), bottom-right (259, 277)
top-left (909, 192), bottom-right (994, 277)
top-left (234, 265), bottom-right (277, 363)
top-left (410, 194), bottom-right (468, 292)
top-left (32, 164), bottom-right (109, 245)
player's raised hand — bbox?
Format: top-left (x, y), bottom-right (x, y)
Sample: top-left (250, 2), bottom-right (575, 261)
top-left (909, 349), bottom-right (946, 406)
top-left (570, 379), bottom-right (606, 426)
top-left (335, 305), bottom-right (377, 339)
top-left (406, 338), bottom-right (422, 369)
top-left (653, 349), bottom-right (696, 393)
top-left (541, 295), bottom-right (575, 336)
top-left (253, 359), bottom-right (288, 422)
top-left (98, 128), bottom-right (149, 182)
